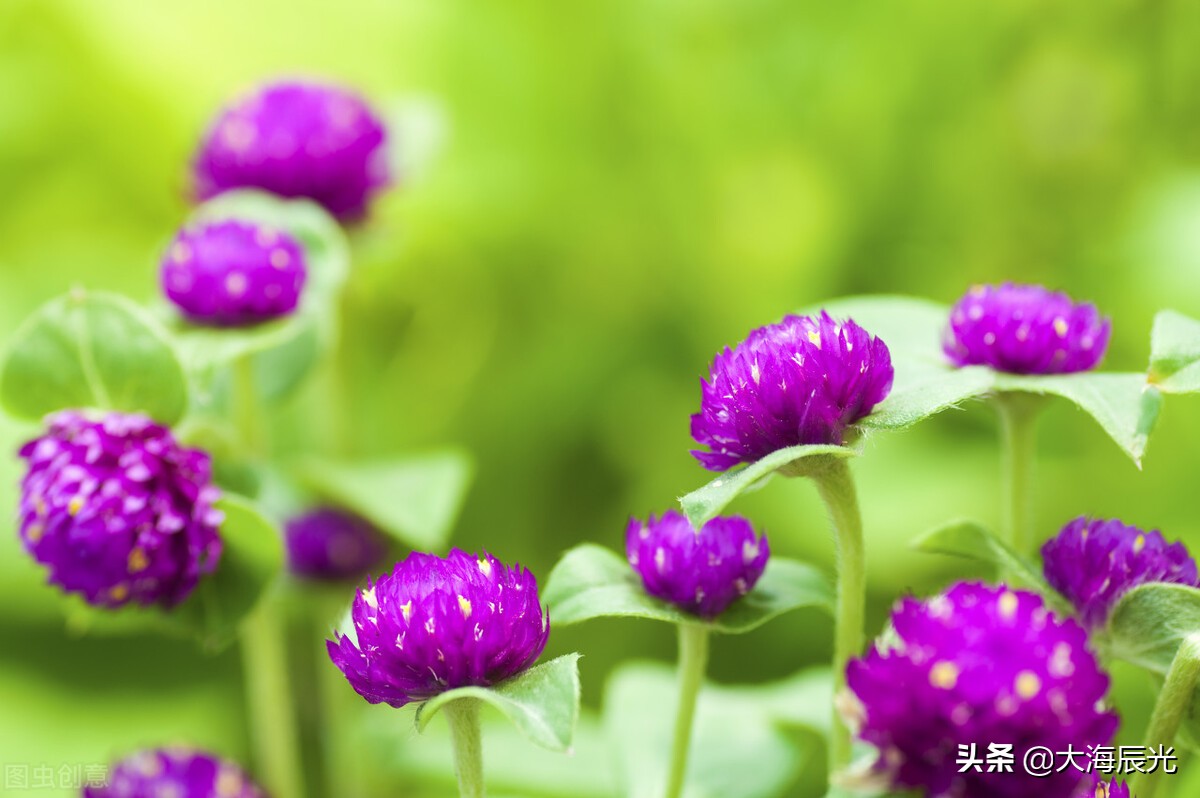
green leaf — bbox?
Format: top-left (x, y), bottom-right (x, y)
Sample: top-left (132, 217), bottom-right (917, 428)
top-left (1, 289), bottom-right (188, 425)
top-left (604, 662), bottom-right (807, 798)
top-left (679, 444), bottom-right (856, 529)
top-left (1106, 583), bottom-right (1200, 674)
top-left (1148, 309), bottom-right (1200, 393)
top-left (733, 667), bottom-right (833, 736)
top-left (65, 495), bottom-right (283, 651)
top-left (415, 653), bottom-right (581, 752)
top-left (910, 519), bottom-right (1064, 606)
top-left (294, 450), bottom-right (474, 550)
top-left (543, 544), bottom-right (833, 634)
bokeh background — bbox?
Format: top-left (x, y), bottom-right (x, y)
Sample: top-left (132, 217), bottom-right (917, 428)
top-left (3, 0), bottom-right (1200, 795)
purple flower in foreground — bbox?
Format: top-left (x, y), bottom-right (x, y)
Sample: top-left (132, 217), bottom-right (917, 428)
top-left (1042, 517), bottom-right (1199, 629)
top-left (626, 510), bottom-right (769, 618)
top-left (193, 80), bottom-right (390, 221)
top-left (943, 283), bottom-right (1111, 374)
top-left (84, 747), bottom-right (264, 798)
top-left (285, 507), bottom-right (389, 581)
top-left (846, 582), bottom-right (1117, 798)
top-left (18, 411), bottom-right (222, 608)
top-left (691, 312), bottom-right (893, 471)
top-left (162, 219), bottom-right (307, 326)
top-left (327, 549), bottom-right (549, 708)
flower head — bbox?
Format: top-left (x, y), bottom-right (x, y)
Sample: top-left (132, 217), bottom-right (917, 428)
top-left (162, 219), bottom-right (307, 326)
top-left (626, 510), bottom-right (769, 618)
top-left (18, 411), bottom-right (222, 608)
top-left (193, 79), bottom-right (390, 221)
top-left (691, 311), bottom-right (893, 471)
top-left (285, 507), bottom-right (389, 581)
top-left (1080, 777), bottom-right (1131, 798)
top-left (943, 283), bottom-right (1111, 374)
top-left (846, 582), bottom-right (1117, 798)
top-left (84, 747), bottom-right (264, 798)
top-left (327, 549), bottom-right (549, 707)
top-left (1042, 517), bottom-right (1199, 629)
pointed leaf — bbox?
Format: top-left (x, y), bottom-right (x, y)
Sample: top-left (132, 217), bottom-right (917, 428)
top-left (295, 450), bottom-right (473, 550)
top-left (680, 444), bottom-right (856, 529)
top-left (415, 653), bottom-right (581, 752)
top-left (1, 290), bottom-right (188, 424)
top-left (1106, 583), bottom-right (1200, 674)
top-left (1149, 309), bottom-right (1200, 393)
top-left (543, 544), bottom-right (832, 634)
top-left (911, 519), bottom-right (1063, 606)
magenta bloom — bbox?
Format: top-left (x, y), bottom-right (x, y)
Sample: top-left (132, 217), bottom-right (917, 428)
top-left (1081, 777), bottom-right (1131, 798)
top-left (162, 219), bottom-right (307, 326)
top-left (193, 80), bottom-right (390, 221)
top-left (847, 582), bottom-right (1117, 798)
top-left (327, 549), bottom-right (549, 708)
top-left (18, 411), bottom-right (222, 608)
top-left (691, 312), bottom-right (893, 471)
top-left (943, 283), bottom-right (1111, 374)
top-left (285, 507), bottom-right (389, 581)
top-left (85, 747), bottom-right (264, 798)
top-left (626, 510), bottom-right (769, 618)
top-left (1042, 517), bottom-right (1199, 629)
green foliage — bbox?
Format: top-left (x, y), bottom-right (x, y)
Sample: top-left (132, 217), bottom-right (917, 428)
top-left (1, 289), bottom-right (189, 425)
top-left (415, 654), bottom-right (581, 752)
top-left (544, 544), bottom-right (832, 634)
top-left (1149, 310), bottom-right (1200, 394)
top-left (910, 519), bottom-right (1063, 603)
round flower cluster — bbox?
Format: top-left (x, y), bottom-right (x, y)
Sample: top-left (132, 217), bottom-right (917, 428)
top-left (626, 510), bottom-right (769, 618)
top-left (18, 411), bottom-right (222, 607)
top-left (84, 747), bottom-right (264, 798)
top-left (691, 311), bottom-right (893, 471)
top-left (327, 549), bottom-right (549, 707)
top-left (285, 506), bottom-right (389, 581)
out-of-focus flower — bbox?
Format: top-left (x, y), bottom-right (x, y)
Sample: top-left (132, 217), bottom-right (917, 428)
top-left (162, 219), bottom-right (307, 326)
top-left (285, 507), bottom-right (389, 581)
top-left (84, 747), bottom-right (264, 798)
top-left (691, 312), bottom-right (893, 471)
top-left (1042, 517), bottom-right (1199, 629)
top-left (846, 582), bottom-right (1117, 798)
top-left (626, 510), bottom-right (769, 618)
top-left (193, 80), bottom-right (390, 221)
top-left (942, 283), bottom-right (1110, 374)
top-left (327, 549), bottom-right (549, 707)
top-left (18, 411), bottom-right (222, 608)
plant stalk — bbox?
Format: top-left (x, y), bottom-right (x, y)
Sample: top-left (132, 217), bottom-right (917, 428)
top-left (664, 623), bottom-right (710, 798)
top-left (444, 698), bottom-right (487, 798)
top-left (241, 597), bottom-right (306, 798)
top-left (995, 392), bottom-right (1042, 559)
top-left (1133, 634), bottom-right (1200, 798)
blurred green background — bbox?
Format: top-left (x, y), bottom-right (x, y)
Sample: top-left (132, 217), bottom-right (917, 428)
top-left (3, 0), bottom-right (1200, 795)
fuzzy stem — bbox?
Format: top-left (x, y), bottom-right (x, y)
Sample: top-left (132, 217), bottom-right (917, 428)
top-left (444, 699), bottom-right (487, 798)
top-left (241, 597), bottom-right (307, 798)
top-left (995, 392), bottom-right (1042, 559)
top-left (811, 457), bottom-right (865, 775)
top-left (664, 623), bottom-right (710, 798)
top-left (1133, 635), bottom-right (1200, 798)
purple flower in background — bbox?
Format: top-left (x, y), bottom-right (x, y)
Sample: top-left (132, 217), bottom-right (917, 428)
top-left (626, 510), bottom-right (769, 618)
top-left (162, 219), bottom-right (307, 326)
top-left (193, 79), bottom-right (390, 221)
top-left (691, 312), bottom-right (893, 471)
top-left (327, 549), bottom-right (549, 708)
top-left (18, 411), bottom-right (222, 608)
top-left (1078, 777), bottom-right (1132, 798)
top-left (846, 582), bottom-right (1117, 798)
top-left (943, 283), bottom-right (1111, 374)
top-left (84, 747), bottom-right (264, 798)
top-left (1042, 517), bottom-right (1199, 629)
top-left (285, 507), bottom-right (389, 581)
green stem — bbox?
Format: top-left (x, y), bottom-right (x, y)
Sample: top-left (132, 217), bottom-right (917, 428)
top-left (444, 699), bottom-right (487, 798)
top-left (664, 623), bottom-right (710, 798)
top-left (241, 597), bottom-right (307, 798)
top-left (1134, 635), bottom-right (1200, 798)
top-left (811, 457), bottom-right (865, 775)
top-left (995, 393), bottom-right (1042, 559)
top-left (233, 355), bottom-right (266, 457)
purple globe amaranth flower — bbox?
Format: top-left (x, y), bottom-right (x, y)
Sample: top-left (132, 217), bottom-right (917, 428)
top-left (846, 582), bottom-right (1117, 798)
top-left (691, 311), bottom-right (893, 471)
top-left (626, 510), bottom-right (769, 618)
top-left (162, 219), bottom-right (307, 326)
top-left (84, 747), bottom-right (264, 798)
top-left (18, 411), bottom-right (222, 608)
top-left (1042, 517), bottom-right (1199, 629)
top-left (327, 549), bottom-right (549, 708)
top-left (943, 283), bottom-right (1111, 374)
top-left (193, 79), bottom-right (390, 221)
top-left (1079, 777), bottom-right (1132, 798)
top-left (285, 507), bottom-right (389, 581)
